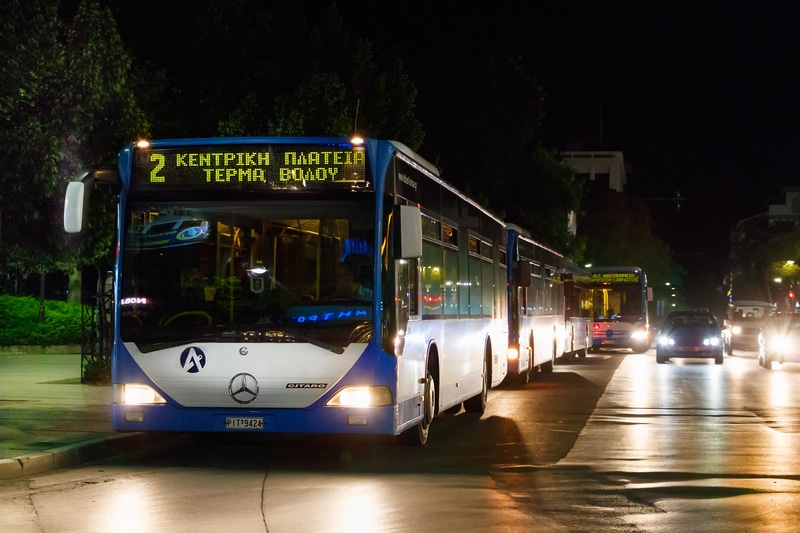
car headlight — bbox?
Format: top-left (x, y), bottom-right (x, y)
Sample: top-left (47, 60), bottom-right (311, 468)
top-left (703, 337), bottom-right (721, 346)
top-left (731, 326), bottom-right (742, 335)
top-left (657, 336), bottom-right (674, 346)
top-left (773, 336), bottom-right (792, 352)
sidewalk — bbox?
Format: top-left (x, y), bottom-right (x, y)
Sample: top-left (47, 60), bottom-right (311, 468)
top-left (0, 352), bottom-right (180, 480)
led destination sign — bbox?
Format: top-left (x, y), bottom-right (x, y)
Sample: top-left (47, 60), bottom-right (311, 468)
top-left (131, 144), bottom-right (368, 192)
top-left (590, 272), bottom-right (640, 283)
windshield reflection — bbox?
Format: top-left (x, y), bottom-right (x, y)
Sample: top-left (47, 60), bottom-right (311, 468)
top-left (119, 202), bottom-right (376, 352)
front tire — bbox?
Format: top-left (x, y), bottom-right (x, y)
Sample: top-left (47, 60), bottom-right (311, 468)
top-left (541, 342), bottom-right (556, 373)
top-left (763, 352), bottom-right (775, 370)
top-left (632, 340), bottom-right (651, 354)
top-left (400, 369), bottom-right (436, 446)
top-left (464, 355), bottom-right (488, 413)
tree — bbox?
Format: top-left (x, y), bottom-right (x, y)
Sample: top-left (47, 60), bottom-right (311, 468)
top-left (418, 56), bottom-right (584, 254)
top-left (0, 0), bottom-right (66, 305)
top-left (217, 5), bottom-right (424, 146)
top-left (729, 218), bottom-right (800, 303)
top-left (62, 0), bottom-right (149, 278)
top-left (0, 0), bottom-right (147, 320)
top-left (578, 190), bottom-right (685, 289)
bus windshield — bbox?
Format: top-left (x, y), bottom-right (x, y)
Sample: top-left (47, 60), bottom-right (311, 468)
top-left (590, 286), bottom-right (644, 323)
top-left (120, 200), bottom-right (376, 352)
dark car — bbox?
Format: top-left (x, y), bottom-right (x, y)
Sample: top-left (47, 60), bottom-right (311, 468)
top-left (758, 313), bottom-right (800, 369)
top-left (656, 310), bottom-right (724, 364)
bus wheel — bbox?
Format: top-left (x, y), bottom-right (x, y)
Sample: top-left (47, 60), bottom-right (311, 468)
top-left (632, 342), bottom-right (650, 354)
top-left (516, 346), bottom-right (532, 385)
top-left (541, 345), bottom-right (555, 373)
top-left (400, 369), bottom-right (435, 446)
top-left (464, 355), bottom-right (488, 413)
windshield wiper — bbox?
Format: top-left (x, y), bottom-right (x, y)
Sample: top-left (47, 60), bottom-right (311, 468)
top-left (131, 329), bottom-right (346, 355)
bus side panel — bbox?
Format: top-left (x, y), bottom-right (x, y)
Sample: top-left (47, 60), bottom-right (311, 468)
top-left (398, 317), bottom-right (494, 416)
top-left (395, 316), bottom-right (429, 432)
top-left (519, 315), bottom-right (560, 368)
top-left (489, 316), bottom-right (508, 388)
top-left (439, 318), bottom-right (494, 408)
top-left (568, 317), bottom-right (592, 354)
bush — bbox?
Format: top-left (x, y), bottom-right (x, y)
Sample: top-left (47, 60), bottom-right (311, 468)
top-left (0, 295), bottom-right (82, 346)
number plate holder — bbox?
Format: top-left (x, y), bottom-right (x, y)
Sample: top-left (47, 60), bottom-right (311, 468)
top-left (225, 416), bottom-right (264, 430)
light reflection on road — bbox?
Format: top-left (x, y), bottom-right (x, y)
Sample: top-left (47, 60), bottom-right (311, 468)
top-left (562, 350), bottom-right (800, 532)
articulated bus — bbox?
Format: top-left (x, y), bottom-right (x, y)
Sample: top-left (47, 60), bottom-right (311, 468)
top-left (587, 266), bottom-right (653, 353)
top-left (64, 136), bottom-right (509, 445)
top-left (505, 225), bottom-right (566, 384)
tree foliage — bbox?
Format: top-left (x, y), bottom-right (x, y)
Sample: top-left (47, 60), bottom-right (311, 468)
top-left (578, 190), bottom-right (685, 287)
top-left (106, 1), bottom-right (424, 146)
top-left (0, 0), bottom-right (65, 277)
top-left (0, 0), bottom-right (147, 289)
top-left (729, 219), bottom-right (800, 301)
top-left (419, 56), bottom-right (583, 254)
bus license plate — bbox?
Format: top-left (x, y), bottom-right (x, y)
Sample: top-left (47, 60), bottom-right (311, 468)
top-left (225, 417), bottom-right (264, 430)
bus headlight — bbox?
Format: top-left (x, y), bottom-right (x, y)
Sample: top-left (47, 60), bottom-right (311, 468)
top-left (631, 329), bottom-right (649, 340)
top-left (117, 383), bottom-right (167, 405)
top-left (507, 346), bottom-right (520, 360)
top-left (731, 326), bottom-right (742, 335)
top-left (326, 386), bottom-right (392, 407)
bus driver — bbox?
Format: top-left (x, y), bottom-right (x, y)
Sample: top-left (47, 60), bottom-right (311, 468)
top-left (332, 261), bottom-right (373, 301)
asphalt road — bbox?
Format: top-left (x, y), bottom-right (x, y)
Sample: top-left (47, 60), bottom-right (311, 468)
top-left (3, 349), bottom-right (800, 532)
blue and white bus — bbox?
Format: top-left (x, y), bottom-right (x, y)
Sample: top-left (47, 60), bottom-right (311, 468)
top-left (64, 137), bottom-right (508, 445)
top-left (505, 225), bottom-right (565, 383)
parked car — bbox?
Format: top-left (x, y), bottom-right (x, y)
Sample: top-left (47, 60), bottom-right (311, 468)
top-left (722, 300), bottom-right (773, 354)
top-left (656, 309), bottom-right (724, 364)
top-left (758, 313), bottom-right (800, 369)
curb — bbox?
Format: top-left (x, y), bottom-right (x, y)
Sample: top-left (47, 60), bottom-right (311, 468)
top-left (0, 432), bottom-right (189, 481)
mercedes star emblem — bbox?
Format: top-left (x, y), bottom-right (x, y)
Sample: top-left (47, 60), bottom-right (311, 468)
top-left (229, 373), bottom-right (259, 404)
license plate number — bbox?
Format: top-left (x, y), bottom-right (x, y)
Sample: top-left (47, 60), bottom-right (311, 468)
top-left (679, 346), bottom-right (701, 352)
top-left (225, 417), bottom-right (263, 430)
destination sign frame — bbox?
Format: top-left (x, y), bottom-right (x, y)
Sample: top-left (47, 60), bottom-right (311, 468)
top-left (130, 144), bottom-right (368, 192)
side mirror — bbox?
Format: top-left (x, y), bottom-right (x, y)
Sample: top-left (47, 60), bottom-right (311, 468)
top-left (564, 280), bottom-right (575, 297)
top-left (63, 169), bottom-right (120, 234)
top-left (64, 181), bottom-right (86, 233)
top-left (514, 260), bottom-right (532, 287)
top-left (395, 205), bottom-right (422, 259)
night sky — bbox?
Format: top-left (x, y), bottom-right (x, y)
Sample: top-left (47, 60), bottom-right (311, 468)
top-left (337, 1), bottom-right (800, 302)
